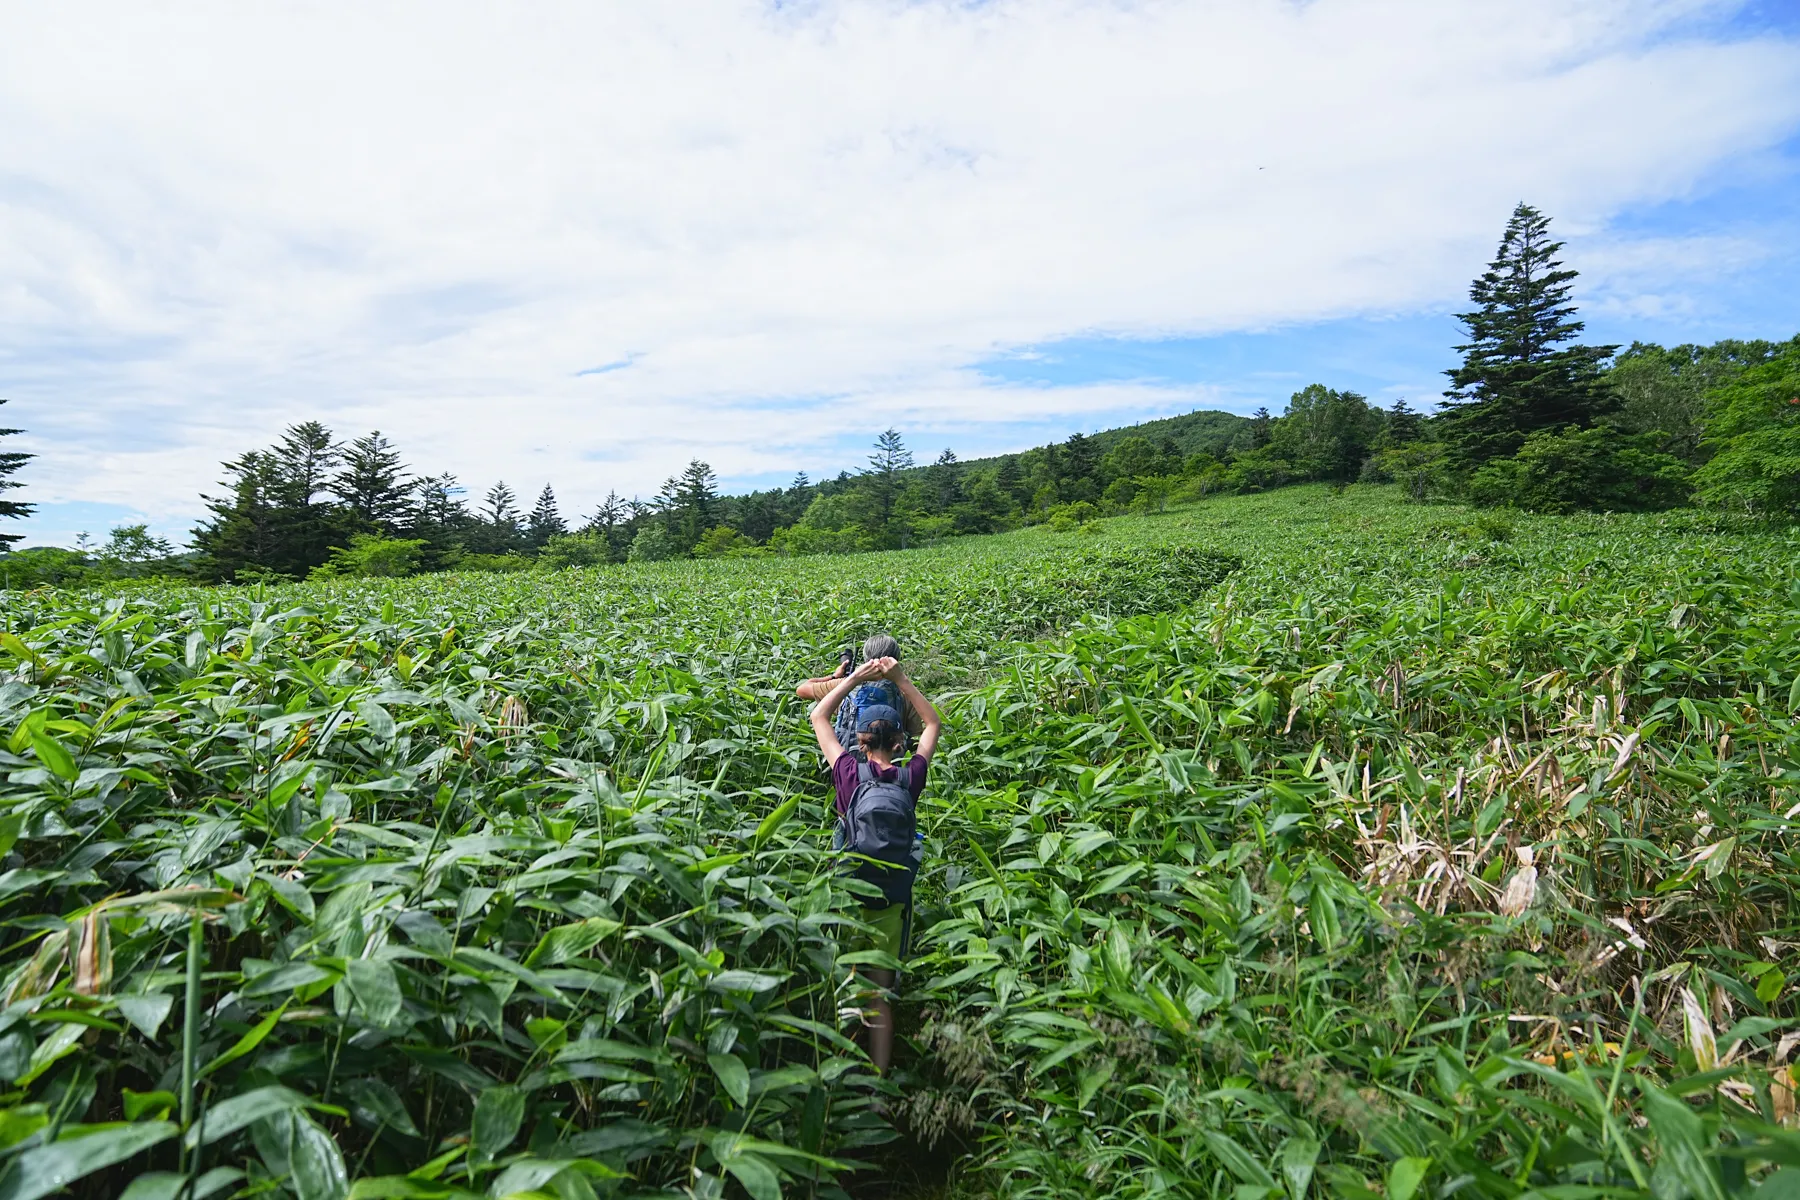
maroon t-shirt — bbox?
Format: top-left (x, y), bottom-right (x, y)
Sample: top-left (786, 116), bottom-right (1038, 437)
top-left (831, 752), bottom-right (929, 819)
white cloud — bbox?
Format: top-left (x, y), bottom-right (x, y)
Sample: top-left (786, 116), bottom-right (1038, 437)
top-left (0, 0), bottom-right (1796, 539)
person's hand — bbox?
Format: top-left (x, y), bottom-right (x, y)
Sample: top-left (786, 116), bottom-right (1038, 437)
top-left (850, 656), bottom-right (891, 683)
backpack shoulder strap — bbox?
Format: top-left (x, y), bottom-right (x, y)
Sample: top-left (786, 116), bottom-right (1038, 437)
top-left (855, 758), bottom-right (877, 787)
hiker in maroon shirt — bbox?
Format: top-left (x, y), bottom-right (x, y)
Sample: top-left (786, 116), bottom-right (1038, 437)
top-left (809, 654), bottom-right (942, 1073)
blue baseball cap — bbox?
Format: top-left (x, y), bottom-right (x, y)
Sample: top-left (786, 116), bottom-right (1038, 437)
top-left (855, 704), bottom-right (901, 732)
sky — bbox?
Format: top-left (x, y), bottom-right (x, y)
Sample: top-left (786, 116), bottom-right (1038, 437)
top-left (2, 0), bottom-right (1798, 548)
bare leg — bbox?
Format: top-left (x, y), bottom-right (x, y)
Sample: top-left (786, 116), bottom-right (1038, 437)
top-left (864, 968), bottom-right (896, 1073)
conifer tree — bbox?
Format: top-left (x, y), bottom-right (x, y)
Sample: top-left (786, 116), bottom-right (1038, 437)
top-left (332, 431), bottom-right (413, 531)
top-left (483, 481), bottom-right (520, 529)
top-left (929, 449), bottom-right (963, 509)
top-left (414, 473), bottom-right (469, 530)
top-left (587, 491), bottom-right (626, 533)
top-left (1440, 203), bottom-right (1615, 468)
top-left (269, 421), bottom-right (347, 568)
top-left (194, 452), bottom-right (284, 579)
top-left (1248, 408), bottom-right (1274, 449)
top-left (0, 400), bottom-right (34, 548)
top-left (408, 473), bottom-right (471, 567)
top-left (673, 460), bottom-right (720, 550)
top-left (580, 490), bottom-right (629, 560)
top-left (527, 485), bottom-right (566, 547)
top-left (1383, 399), bottom-right (1423, 446)
top-left (1062, 432), bottom-right (1097, 481)
top-left (861, 429), bottom-right (913, 543)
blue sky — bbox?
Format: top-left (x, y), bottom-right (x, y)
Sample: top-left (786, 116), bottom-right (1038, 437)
top-left (3, 0), bottom-right (1799, 544)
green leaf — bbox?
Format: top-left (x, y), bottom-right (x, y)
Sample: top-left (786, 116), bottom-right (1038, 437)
top-left (1084, 862), bottom-right (1144, 898)
top-left (241, 961), bottom-right (338, 1000)
top-left (202, 1002), bottom-right (289, 1076)
top-left (1720, 1015), bottom-right (1794, 1046)
top-left (1638, 1083), bottom-right (1722, 1200)
top-left (1028, 1035), bottom-right (1101, 1077)
top-left (723, 1156), bottom-right (781, 1200)
top-left (708, 970), bottom-right (785, 994)
top-left (1754, 1168), bottom-right (1800, 1200)
top-left (17, 1022), bottom-right (83, 1085)
top-left (486, 1158), bottom-right (624, 1197)
top-left (1759, 969), bottom-right (1788, 1005)
top-left (753, 795), bottom-right (800, 848)
top-left (471, 1085), bottom-right (524, 1161)
top-left (0, 634), bottom-right (43, 668)
top-left (121, 1089), bottom-right (175, 1122)
top-left (120, 1167), bottom-right (243, 1200)
top-left (269, 774), bottom-right (309, 808)
top-left (523, 918), bottom-right (622, 968)
top-left (346, 959), bottom-right (403, 1026)
top-left (346, 1179), bottom-right (476, 1199)
top-left (1703, 836), bottom-right (1736, 881)
top-left (252, 1109), bottom-right (347, 1200)
top-left (0, 1122), bottom-right (178, 1200)
top-left (114, 994), bottom-right (174, 1041)
top-left (0, 1108), bottom-right (45, 1153)
top-left (188, 1085), bottom-right (314, 1148)
top-left (28, 731), bottom-right (77, 783)
top-left (339, 1079), bottom-right (420, 1138)
top-left (355, 700), bottom-right (396, 741)
top-left (1386, 1157), bottom-right (1429, 1200)
top-left (1309, 887), bottom-right (1341, 952)
top-left (1280, 1135), bottom-right (1319, 1200)
top-left (1116, 691), bottom-right (1163, 753)
top-left (710, 1053), bottom-right (751, 1106)
top-left (1203, 1130), bottom-right (1274, 1188)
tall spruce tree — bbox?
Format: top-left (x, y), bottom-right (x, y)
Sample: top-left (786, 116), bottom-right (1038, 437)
top-left (1248, 407), bottom-right (1274, 449)
top-left (1383, 399), bottom-right (1423, 446)
top-left (586, 491), bottom-right (626, 533)
top-left (0, 401), bottom-right (34, 548)
top-left (194, 451), bottom-right (284, 579)
top-left (1440, 203), bottom-right (1615, 468)
top-left (408, 473), bottom-right (472, 567)
top-left (586, 490), bottom-right (631, 561)
top-left (484, 482), bottom-right (516, 523)
top-left (527, 485), bottom-right (567, 547)
top-left (269, 421), bottom-right (347, 569)
top-left (929, 448), bottom-right (963, 510)
top-left (332, 431), bottom-right (413, 531)
top-left (673, 461), bottom-right (720, 550)
top-left (861, 429), bottom-right (913, 544)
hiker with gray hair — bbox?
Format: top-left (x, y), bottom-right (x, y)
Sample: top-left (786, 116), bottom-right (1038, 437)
top-left (794, 632), bottom-right (924, 757)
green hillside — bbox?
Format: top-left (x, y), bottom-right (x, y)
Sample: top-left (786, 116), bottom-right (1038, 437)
top-left (946, 406), bottom-right (1251, 472)
top-left (0, 486), bottom-right (1795, 1198)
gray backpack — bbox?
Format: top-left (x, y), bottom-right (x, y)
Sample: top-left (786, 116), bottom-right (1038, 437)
top-left (838, 759), bottom-right (918, 906)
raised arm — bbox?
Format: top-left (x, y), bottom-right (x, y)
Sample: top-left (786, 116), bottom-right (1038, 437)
top-left (795, 676), bottom-right (834, 702)
top-left (795, 659), bottom-right (850, 701)
top-left (809, 657), bottom-right (889, 766)
top-left (887, 666), bottom-right (943, 760)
